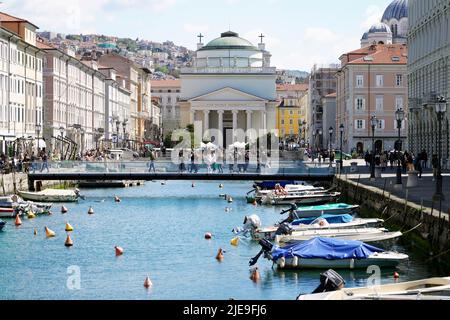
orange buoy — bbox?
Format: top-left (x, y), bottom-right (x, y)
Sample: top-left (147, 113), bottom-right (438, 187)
top-left (61, 206), bottom-right (68, 214)
top-left (15, 215), bottom-right (22, 226)
top-left (115, 246), bottom-right (124, 256)
top-left (205, 233), bottom-right (213, 240)
top-left (88, 207), bottom-right (94, 215)
top-left (144, 276), bottom-right (153, 289)
top-left (253, 200), bottom-right (258, 206)
top-left (45, 227), bottom-right (56, 238)
top-left (394, 272), bottom-right (400, 279)
top-left (65, 235), bottom-right (73, 247)
top-left (250, 267), bottom-right (261, 282)
top-left (216, 248), bottom-right (224, 261)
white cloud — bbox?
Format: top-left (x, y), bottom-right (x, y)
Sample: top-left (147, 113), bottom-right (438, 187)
top-left (361, 5), bottom-right (384, 29)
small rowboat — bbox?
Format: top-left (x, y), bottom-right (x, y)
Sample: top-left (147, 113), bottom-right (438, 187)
top-left (249, 237), bottom-right (409, 270)
top-left (274, 227), bottom-right (402, 245)
top-left (298, 277), bottom-right (450, 300)
top-left (18, 189), bottom-right (81, 203)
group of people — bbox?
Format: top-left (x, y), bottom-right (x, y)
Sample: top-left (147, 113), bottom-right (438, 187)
top-left (0, 148), bottom-right (50, 174)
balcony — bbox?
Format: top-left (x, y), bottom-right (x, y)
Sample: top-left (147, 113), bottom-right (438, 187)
top-left (181, 66), bottom-right (276, 75)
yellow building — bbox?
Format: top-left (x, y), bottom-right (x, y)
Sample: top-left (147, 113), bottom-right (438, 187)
top-left (276, 90), bottom-right (308, 140)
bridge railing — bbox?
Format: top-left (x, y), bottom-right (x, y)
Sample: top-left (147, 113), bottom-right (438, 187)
top-left (29, 160), bottom-right (336, 176)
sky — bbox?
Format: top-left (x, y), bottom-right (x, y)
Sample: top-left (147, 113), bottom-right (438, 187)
top-left (1, 0), bottom-right (393, 71)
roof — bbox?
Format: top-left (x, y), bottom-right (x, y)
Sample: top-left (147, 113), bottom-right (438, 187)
top-left (382, 0), bottom-right (408, 22)
top-left (276, 84), bottom-right (309, 92)
top-left (344, 44), bottom-right (408, 65)
top-left (199, 31), bottom-right (258, 51)
top-left (369, 22), bottom-right (391, 34)
top-left (325, 92), bottom-right (337, 98)
top-left (0, 12), bottom-right (39, 29)
top-left (150, 79), bottom-right (181, 88)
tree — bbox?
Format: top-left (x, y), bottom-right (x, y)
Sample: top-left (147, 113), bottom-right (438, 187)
top-left (155, 65), bottom-right (169, 74)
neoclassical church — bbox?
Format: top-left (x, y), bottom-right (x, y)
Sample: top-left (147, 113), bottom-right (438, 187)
top-left (361, 0), bottom-right (408, 48)
top-left (179, 31), bottom-right (278, 147)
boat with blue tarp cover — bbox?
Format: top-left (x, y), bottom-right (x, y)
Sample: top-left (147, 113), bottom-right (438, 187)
top-left (249, 237), bottom-right (409, 269)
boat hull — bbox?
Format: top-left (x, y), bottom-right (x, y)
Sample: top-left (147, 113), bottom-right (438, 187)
top-left (18, 191), bottom-right (78, 203)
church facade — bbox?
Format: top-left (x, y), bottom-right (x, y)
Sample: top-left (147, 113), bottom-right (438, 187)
top-left (179, 31), bottom-right (278, 147)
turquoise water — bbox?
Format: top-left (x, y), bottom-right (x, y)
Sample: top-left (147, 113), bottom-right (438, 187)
top-left (0, 181), bottom-right (446, 300)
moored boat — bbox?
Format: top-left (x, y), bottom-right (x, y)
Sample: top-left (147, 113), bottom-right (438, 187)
top-left (0, 195), bottom-right (52, 217)
top-left (298, 274), bottom-right (450, 300)
top-left (18, 189), bottom-right (81, 203)
top-left (249, 237), bottom-right (409, 270)
top-left (262, 191), bottom-right (341, 206)
top-left (281, 203), bottom-right (360, 218)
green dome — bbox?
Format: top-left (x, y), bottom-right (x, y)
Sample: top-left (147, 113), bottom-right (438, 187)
top-left (199, 31), bottom-right (258, 51)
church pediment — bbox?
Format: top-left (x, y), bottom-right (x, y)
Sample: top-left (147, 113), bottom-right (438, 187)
top-left (189, 87), bottom-right (267, 102)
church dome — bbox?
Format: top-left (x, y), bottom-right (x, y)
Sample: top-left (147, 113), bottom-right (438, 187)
top-left (382, 0), bottom-right (408, 22)
top-left (361, 32), bottom-right (369, 40)
top-left (199, 31), bottom-right (258, 51)
top-left (369, 22), bottom-right (392, 34)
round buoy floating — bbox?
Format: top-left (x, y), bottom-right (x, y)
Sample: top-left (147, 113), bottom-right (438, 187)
top-left (227, 196), bottom-right (233, 203)
top-left (65, 235), bottom-right (73, 247)
top-left (61, 206), bottom-right (68, 214)
top-left (192, 183), bottom-right (195, 188)
top-left (45, 227), bottom-right (56, 238)
top-left (114, 196), bottom-right (121, 203)
top-left (115, 246), bottom-right (124, 256)
top-left (27, 211), bottom-right (36, 219)
top-left (15, 215), bottom-right (22, 226)
top-left (250, 267), bottom-right (261, 282)
top-left (394, 272), bottom-right (400, 279)
top-left (230, 237), bottom-right (239, 247)
top-left (204, 233), bottom-right (213, 240)
top-left (88, 207), bottom-right (94, 215)
top-left (219, 184), bottom-right (224, 189)
top-left (144, 276), bottom-right (153, 289)
top-left (216, 248), bottom-right (224, 261)
top-left (65, 222), bottom-right (74, 232)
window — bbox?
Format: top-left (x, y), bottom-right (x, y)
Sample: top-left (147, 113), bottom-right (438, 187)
top-left (377, 119), bottom-right (385, 130)
top-left (376, 95), bottom-right (384, 111)
top-left (355, 120), bottom-right (365, 130)
top-left (355, 96), bottom-right (365, 111)
top-left (395, 96), bottom-right (403, 110)
top-left (396, 74), bottom-right (403, 86)
top-left (289, 119), bottom-right (293, 125)
top-left (356, 75), bottom-right (364, 88)
top-left (281, 119), bottom-right (285, 125)
top-left (376, 75), bottom-right (384, 87)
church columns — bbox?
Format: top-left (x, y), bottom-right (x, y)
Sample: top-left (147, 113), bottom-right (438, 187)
top-left (261, 111), bottom-right (267, 130)
top-left (218, 110), bottom-right (224, 146)
top-left (246, 110), bottom-right (253, 143)
top-left (232, 110), bottom-right (238, 142)
top-left (190, 110), bottom-right (195, 124)
top-left (203, 110), bottom-right (210, 132)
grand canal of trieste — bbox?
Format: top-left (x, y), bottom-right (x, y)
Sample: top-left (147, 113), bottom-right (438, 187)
top-left (0, 180), bottom-right (447, 300)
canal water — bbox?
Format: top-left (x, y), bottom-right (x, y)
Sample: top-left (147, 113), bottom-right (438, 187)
top-left (0, 181), bottom-right (447, 300)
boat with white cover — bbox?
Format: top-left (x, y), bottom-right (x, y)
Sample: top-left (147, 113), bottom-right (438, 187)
top-left (261, 191), bottom-right (342, 206)
top-left (298, 277), bottom-right (450, 300)
top-left (18, 189), bottom-right (81, 203)
top-left (249, 237), bottom-right (409, 270)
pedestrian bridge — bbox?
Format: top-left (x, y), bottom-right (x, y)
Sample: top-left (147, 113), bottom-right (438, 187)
top-left (27, 160), bottom-right (336, 191)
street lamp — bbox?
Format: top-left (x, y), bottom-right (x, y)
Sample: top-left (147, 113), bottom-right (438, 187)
top-left (339, 124), bottom-right (344, 172)
top-left (370, 115), bottom-right (379, 179)
top-left (122, 119), bottom-right (128, 149)
top-left (328, 126), bottom-right (334, 167)
top-left (115, 120), bottom-right (121, 149)
top-left (433, 97), bottom-right (447, 202)
top-left (395, 108), bottom-right (405, 186)
top-left (35, 123), bottom-right (42, 153)
top-left (318, 129), bottom-right (323, 152)
top-left (59, 126), bottom-right (65, 159)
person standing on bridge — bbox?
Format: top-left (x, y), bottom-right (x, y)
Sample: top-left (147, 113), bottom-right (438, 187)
top-left (40, 149), bottom-right (49, 173)
top-left (148, 149), bottom-right (156, 173)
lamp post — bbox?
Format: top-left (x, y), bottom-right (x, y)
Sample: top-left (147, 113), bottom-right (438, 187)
top-left (302, 121), bottom-right (307, 147)
top-left (395, 108), bottom-right (405, 186)
top-left (370, 115), bottom-right (379, 180)
top-left (122, 119), bottom-right (128, 149)
top-left (339, 124), bottom-right (344, 172)
top-left (318, 129), bottom-right (323, 153)
top-left (328, 126), bottom-right (334, 167)
top-left (35, 123), bottom-right (42, 153)
top-left (433, 97), bottom-right (447, 202)
top-left (115, 120), bottom-right (120, 149)
top-left (59, 126), bottom-right (65, 159)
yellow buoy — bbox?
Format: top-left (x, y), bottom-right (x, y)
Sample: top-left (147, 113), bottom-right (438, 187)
top-left (45, 227), bottom-right (56, 238)
top-left (65, 235), bottom-right (73, 247)
top-left (88, 207), bottom-right (94, 215)
top-left (230, 237), bottom-right (239, 247)
top-left (27, 211), bottom-right (36, 219)
top-left (144, 276), bottom-right (153, 289)
top-left (65, 222), bottom-right (74, 232)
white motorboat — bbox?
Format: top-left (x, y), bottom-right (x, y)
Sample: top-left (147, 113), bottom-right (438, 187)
top-left (18, 189), bottom-right (81, 203)
top-left (0, 195), bottom-right (52, 217)
top-left (249, 237), bottom-right (409, 270)
top-left (241, 214), bottom-right (384, 241)
top-left (261, 191), bottom-right (342, 206)
top-left (298, 277), bottom-right (450, 300)
top-left (274, 227), bottom-right (402, 245)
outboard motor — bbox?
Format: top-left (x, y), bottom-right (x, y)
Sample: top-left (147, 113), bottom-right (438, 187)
top-left (311, 269), bottom-right (346, 294)
top-left (243, 215), bottom-right (262, 230)
top-left (275, 223), bottom-right (294, 236)
top-left (249, 239), bottom-right (274, 266)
